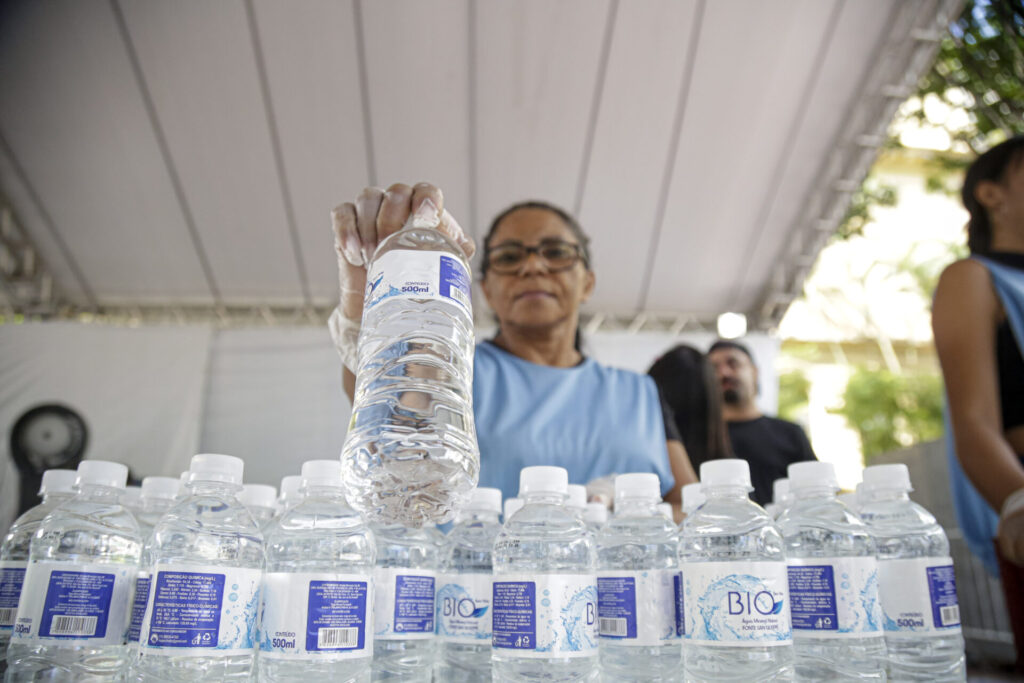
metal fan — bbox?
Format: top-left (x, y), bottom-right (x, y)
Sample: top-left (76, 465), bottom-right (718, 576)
top-left (9, 404), bottom-right (88, 514)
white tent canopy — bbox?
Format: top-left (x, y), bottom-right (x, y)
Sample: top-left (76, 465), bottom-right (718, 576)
top-left (0, 0), bottom-right (957, 331)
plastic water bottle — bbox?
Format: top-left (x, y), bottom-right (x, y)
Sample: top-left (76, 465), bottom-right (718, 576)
top-left (370, 523), bottom-right (437, 681)
top-left (126, 476), bottom-right (182, 652)
top-left (435, 487), bottom-right (502, 681)
top-left (767, 477), bottom-right (791, 519)
top-left (340, 211), bottom-right (479, 528)
top-left (0, 469), bottom-right (77, 672)
top-left (7, 461), bottom-right (142, 681)
top-left (133, 454), bottom-right (264, 681)
top-left (680, 482), bottom-right (705, 517)
top-left (503, 498), bottom-right (523, 524)
top-left (240, 484), bottom-right (278, 529)
top-left (278, 476), bottom-right (302, 513)
top-left (583, 503), bottom-right (608, 533)
top-left (680, 459), bottom-right (794, 680)
top-left (258, 460), bottom-right (375, 682)
top-left (859, 464), bottom-right (965, 681)
top-left (492, 466), bottom-right (598, 682)
top-left (776, 462), bottom-right (886, 681)
top-left (655, 502), bottom-right (673, 520)
top-left (567, 484), bottom-right (588, 520)
top-left (838, 491), bottom-right (859, 511)
top-left (596, 473), bottom-right (680, 682)
top-left (121, 485), bottom-right (143, 518)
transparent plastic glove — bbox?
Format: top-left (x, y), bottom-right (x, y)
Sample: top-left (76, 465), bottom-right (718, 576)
top-left (998, 488), bottom-right (1024, 566)
top-left (329, 183), bottom-right (475, 369)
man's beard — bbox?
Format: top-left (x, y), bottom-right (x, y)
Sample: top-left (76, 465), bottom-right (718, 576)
top-left (723, 388), bottom-right (740, 404)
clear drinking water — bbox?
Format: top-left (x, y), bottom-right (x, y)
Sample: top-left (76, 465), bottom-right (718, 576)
top-left (259, 460), bottom-right (375, 683)
top-left (132, 453), bottom-right (264, 682)
top-left (341, 217), bottom-right (479, 527)
top-left (596, 473), bottom-right (680, 682)
top-left (370, 523), bottom-right (437, 682)
top-left (679, 460), bottom-right (794, 682)
top-left (240, 484), bottom-right (278, 529)
top-left (859, 464), bottom-right (965, 681)
top-left (491, 466), bottom-right (598, 682)
top-left (7, 461), bottom-right (142, 682)
top-left (0, 469), bottom-right (77, 673)
top-left (435, 487), bottom-right (502, 682)
top-left (776, 462), bottom-right (887, 681)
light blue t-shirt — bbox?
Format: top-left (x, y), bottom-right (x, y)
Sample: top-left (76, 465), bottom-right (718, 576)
top-left (472, 340), bottom-right (674, 502)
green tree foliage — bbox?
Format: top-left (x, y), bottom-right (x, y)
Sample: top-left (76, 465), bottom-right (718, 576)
top-left (778, 370), bottom-right (811, 423)
top-left (835, 368), bottom-right (945, 462)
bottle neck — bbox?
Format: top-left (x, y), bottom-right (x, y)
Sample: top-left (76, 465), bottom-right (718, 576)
top-left (301, 487), bottom-right (350, 504)
top-left (141, 497), bottom-right (176, 513)
top-left (863, 489), bottom-right (909, 504)
top-left (187, 480), bottom-right (241, 497)
top-left (41, 492), bottom-right (74, 505)
top-left (615, 497), bottom-right (659, 515)
top-left (461, 509), bottom-right (500, 524)
top-left (791, 485), bottom-right (836, 501)
top-left (77, 483), bottom-right (125, 502)
top-left (703, 485), bottom-right (751, 500)
top-left (523, 491), bottom-right (566, 505)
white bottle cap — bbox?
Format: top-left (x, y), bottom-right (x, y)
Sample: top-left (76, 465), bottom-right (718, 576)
top-left (656, 502), bottom-right (673, 519)
top-left (467, 487), bottom-right (502, 513)
top-left (141, 476), bottom-right (182, 501)
top-left (615, 473), bottom-right (661, 500)
top-left (279, 475), bottom-right (303, 502)
top-left (301, 460), bottom-right (344, 489)
top-left (772, 478), bottom-right (790, 504)
top-left (519, 466), bottom-right (568, 496)
top-left (121, 485), bottom-right (142, 507)
top-left (699, 459), bottom-right (751, 489)
top-left (584, 502), bottom-right (608, 525)
top-left (188, 454), bottom-right (244, 486)
top-left (38, 469), bottom-right (77, 495)
top-left (567, 484), bottom-right (587, 509)
top-left (788, 461), bottom-right (838, 492)
top-left (76, 460), bottom-right (128, 489)
top-left (503, 497), bottom-right (524, 521)
top-left (862, 464), bottom-right (913, 493)
top-left (681, 482), bottom-right (705, 513)
top-left (240, 484), bottom-right (278, 509)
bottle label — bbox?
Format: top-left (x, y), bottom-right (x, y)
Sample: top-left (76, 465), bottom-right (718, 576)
top-left (877, 557), bottom-right (961, 633)
top-left (0, 561), bottom-right (27, 629)
top-left (365, 250), bottom-right (471, 314)
top-left (373, 567), bottom-right (435, 640)
top-left (787, 557), bottom-right (883, 637)
top-left (436, 572), bottom-right (492, 643)
top-left (683, 560), bottom-right (792, 646)
top-left (491, 573), bottom-right (598, 658)
top-left (597, 570), bottom-right (678, 645)
top-left (11, 561), bottom-right (135, 645)
top-left (126, 572), bottom-right (151, 643)
top-left (140, 564), bottom-right (261, 656)
top-left (674, 572), bottom-right (685, 636)
top-left (259, 572), bottom-right (372, 659)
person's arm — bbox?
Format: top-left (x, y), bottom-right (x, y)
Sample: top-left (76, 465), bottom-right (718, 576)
top-left (933, 259), bottom-right (1024, 564)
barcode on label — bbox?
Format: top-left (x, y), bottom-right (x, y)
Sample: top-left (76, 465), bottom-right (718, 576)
top-left (49, 615), bottom-right (97, 636)
top-left (940, 605), bottom-right (960, 626)
top-left (0, 607), bottom-right (16, 626)
top-left (317, 627), bottom-right (359, 649)
top-left (448, 286), bottom-right (470, 308)
top-left (599, 617), bottom-right (627, 637)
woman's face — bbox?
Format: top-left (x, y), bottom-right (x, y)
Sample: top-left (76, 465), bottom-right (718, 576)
top-left (481, 208), bottom-right (595, 333)
top-left (980, 154), bottom-right (1024, 234)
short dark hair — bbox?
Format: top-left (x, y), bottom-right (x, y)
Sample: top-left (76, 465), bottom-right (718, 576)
top-left (707, 339), bottom-right (755, 366)
top-left (962, 135), bottom-right (1024, 255)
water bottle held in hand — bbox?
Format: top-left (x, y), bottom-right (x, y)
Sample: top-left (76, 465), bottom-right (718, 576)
top-left (341, 202), bottom-right (479, 527)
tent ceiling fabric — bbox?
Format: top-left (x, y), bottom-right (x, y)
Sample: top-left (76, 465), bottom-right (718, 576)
top-left (0, 0), bottom-right (958, 330)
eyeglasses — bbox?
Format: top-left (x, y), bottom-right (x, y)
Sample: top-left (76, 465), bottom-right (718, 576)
top-left (485, 240), bottom-right (587, 274)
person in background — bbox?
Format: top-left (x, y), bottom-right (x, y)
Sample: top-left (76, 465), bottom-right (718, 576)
top-left (648, 343), bottom-right (733, 473)
top-left (932, 135), bottom-right (1024, 669)
top-left (330, 183), bottom-right (697, 513)
top-left (706, 339), bottom-right (816, 505)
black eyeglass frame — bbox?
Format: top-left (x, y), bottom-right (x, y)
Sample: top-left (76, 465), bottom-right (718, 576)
top-left (483, 239), bottom-right (589, 275)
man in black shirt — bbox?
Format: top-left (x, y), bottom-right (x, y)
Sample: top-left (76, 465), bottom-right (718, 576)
top-left (707, 339), bottom-right (817, 505)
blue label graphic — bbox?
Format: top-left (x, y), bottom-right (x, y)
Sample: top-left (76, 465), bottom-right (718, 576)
top-left (674, 573), bottom-right (684, 636)
top-left (147, 570), bottom-right (224, 648)
top-left (38, 570), bottom-right (114, 639)
top-left (394, 575), bottom-right (434, 634)
top-left (306, 580), bottom-right (368, 651)
top-left (439, 255), bottom-right (470, 307)
top-left (0, 567), bottom-right (26, 628)
top-left (926, 565), bottom-right (960, 628)
top-left (127, 576), bottom-right (151, 643)
top-left (788, 565), bottom-right (838, 631)
top-left (597, 576), bottom-right (637, 639)
top-left (492, 581), bottom-right (536, 650)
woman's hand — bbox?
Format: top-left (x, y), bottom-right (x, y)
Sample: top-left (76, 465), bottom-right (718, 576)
top-left (331, 182), bottom-right (475, 323)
